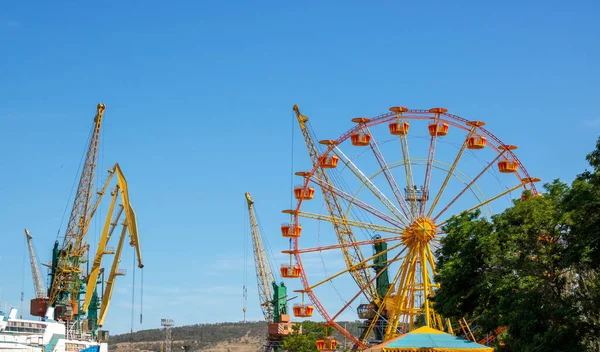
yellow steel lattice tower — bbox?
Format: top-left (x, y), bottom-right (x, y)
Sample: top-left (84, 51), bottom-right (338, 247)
top-left (49, 103), bottom-right (105, 314)
top-left (245, 192), bottom-right (275, 322)
top-left (293, 105), bottom-right (376, 300)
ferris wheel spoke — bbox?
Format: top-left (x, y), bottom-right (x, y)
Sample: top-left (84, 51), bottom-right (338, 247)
top-left (301, 244), bottom-right (407, 292)
top-left (334, 147), bottom-right (410, 226)
top-left (330, 246), bottom-right (408, 322)
top-left (365, 129), bottom-right (414, 222)
top-left (289, 210), bottom-right (405, 235)
top-left (283, 234), bottom-right (405, 254)
top-left (309, 176), bottom-right (402, 228)
top-left (420, 119), bottom-right (443, 217)
top-left (426, 126), bottom-right (476, 218)
top-left (437, 178), bottom-right (539, 227)
top-left (432, 151), bottom-right (506, 222)
top-left (398, 133), bottom-right (418, 218)
top-left (306, 175), bottom-right (379, 300)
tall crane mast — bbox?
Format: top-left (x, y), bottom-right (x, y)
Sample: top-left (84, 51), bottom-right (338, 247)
top-left (48, 103), bottom-right (105, 318)
top-left (245, 192), bottom-right (275, 322)
top-left (245, 193), bottom-right (295, 352)
top-left (24, 229), bottom-right (46, 299)
top-left (292, 105), bottom-right (376, 299)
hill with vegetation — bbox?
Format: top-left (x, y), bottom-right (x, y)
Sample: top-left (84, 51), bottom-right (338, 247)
top-left (109, 320), bottom-right (362, 352)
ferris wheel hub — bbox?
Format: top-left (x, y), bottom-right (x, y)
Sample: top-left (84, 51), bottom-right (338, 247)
top-left (402, 218), bottom-right (437, 244)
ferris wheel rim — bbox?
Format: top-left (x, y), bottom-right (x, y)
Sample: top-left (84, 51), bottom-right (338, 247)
top-left (331, 110), bottom-right (539, 196)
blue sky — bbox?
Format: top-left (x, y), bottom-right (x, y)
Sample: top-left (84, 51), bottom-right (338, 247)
top-left (1, 0), bottom-right (599, 335)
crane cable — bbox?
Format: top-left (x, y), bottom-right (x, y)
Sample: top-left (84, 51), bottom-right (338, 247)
top-left (242, 197), bottom-right (249, 322)
top-left (20, 234), bottom-right (26, 318)
top-left (140, 267), bottom-right (144, 324)
top-left (289, 109), bottom-right (295, 255)
top-left (131, 247), bottom-right (136, 333)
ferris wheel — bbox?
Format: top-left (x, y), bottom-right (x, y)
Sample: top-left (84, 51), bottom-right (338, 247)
top-left (279, 106), bottom-right (539, 350)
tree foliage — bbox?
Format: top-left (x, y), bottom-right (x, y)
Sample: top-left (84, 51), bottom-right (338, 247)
top-left (281, 321), bottom-right (327, 352)
top-left (280, 321), bottom-right (355, 352)
top-left (434, 137), bottom-right (600, 351)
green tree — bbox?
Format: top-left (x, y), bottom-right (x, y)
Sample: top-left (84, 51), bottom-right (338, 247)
top-left (281, 321), bottom-right (327, 352)
top-left (434, 137), bottom-right (600, 351)
top-left (561, 137), bottom-right (600, 348)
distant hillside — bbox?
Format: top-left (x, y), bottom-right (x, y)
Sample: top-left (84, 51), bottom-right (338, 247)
top-left (110, 321), bottom-right (266, 351)
top-left (110, 321), bottom-right (362, 352)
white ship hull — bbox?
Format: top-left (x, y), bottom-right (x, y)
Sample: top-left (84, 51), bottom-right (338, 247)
top-left (0, 308), bottom-right (108, 352)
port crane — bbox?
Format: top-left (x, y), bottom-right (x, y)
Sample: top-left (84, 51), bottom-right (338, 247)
top-left (25, 229), bottom-right (46, 299)
top-left (292, 105), bottom-right (388, 346)
top-left (84, 163), bottom-right (143, 327)
top-left (245, 192), bottom-right (296, 352)
top-left (33, 103), bottom-right (143, 340)
top-left (292, 105), bottom-right (375, 300)
top-left (47, 103), bottom-right (107, 318)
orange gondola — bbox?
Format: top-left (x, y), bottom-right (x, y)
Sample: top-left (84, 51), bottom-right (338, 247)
top-left (498, 160), bottom-right (518, 173)
top-left (281, 223), bottom-right (302, 238)
top-left (294, 185), bottom-right (315, 200)
top-left (293, 304), bottom-right (314, 318)
top-left (350, 132), bottom-right (371, 146)
top-left (467, 135), bottom-right (487, 149)
top-left (316, 337), bottom-right (337, 351)
top-left (319, 155), bottom-right (339, 168)
top-left (428, 123), bottom-right (449, 136)
top-left (389, 121), bottom-right (410, 136)
top-left (280, 265), bottom-right (301, 278)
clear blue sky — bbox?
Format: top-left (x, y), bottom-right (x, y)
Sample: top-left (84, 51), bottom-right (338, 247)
top-left (1, 0), bottom-right (599, 335)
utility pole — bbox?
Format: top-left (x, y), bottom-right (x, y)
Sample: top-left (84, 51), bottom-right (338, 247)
top-left (161, 319), bottom-right (174, 352)
top-left (344, 322), bottom-right (347, 349)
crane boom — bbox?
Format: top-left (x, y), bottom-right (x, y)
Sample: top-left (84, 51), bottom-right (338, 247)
top-left (245, 192), bottom-right (275, 322)
top-left (82, 163), bottom-right (143, 314)
top-left (25, 229), bottom-right (46, 299)
top-left (97, 204), bottom-right (142, 328)
top-left (75, 163), bottom-right (143, 326)
top-left (292, 105), bottom-right (376, 299)
top-left (49, 103), bottom-right (105, 309)
top-left (98, 203), bottom-right (142, 327)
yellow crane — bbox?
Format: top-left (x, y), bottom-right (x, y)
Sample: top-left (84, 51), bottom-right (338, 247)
top-left (292, 105), bottom-right (376, 299)
top-left (81, 163), bottom-right (144, 327)
top-left (245, 192), bottom-right (275, 322)
top-left (245, 192), bottom-right (294, 352)
top-left (48, 103), bottom-right (106, 318)
top-left (42, 104), bottom-right (143, 337)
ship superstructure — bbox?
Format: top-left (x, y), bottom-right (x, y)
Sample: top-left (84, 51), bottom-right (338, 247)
top-left (0, 308), bottom-right (107, 352)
